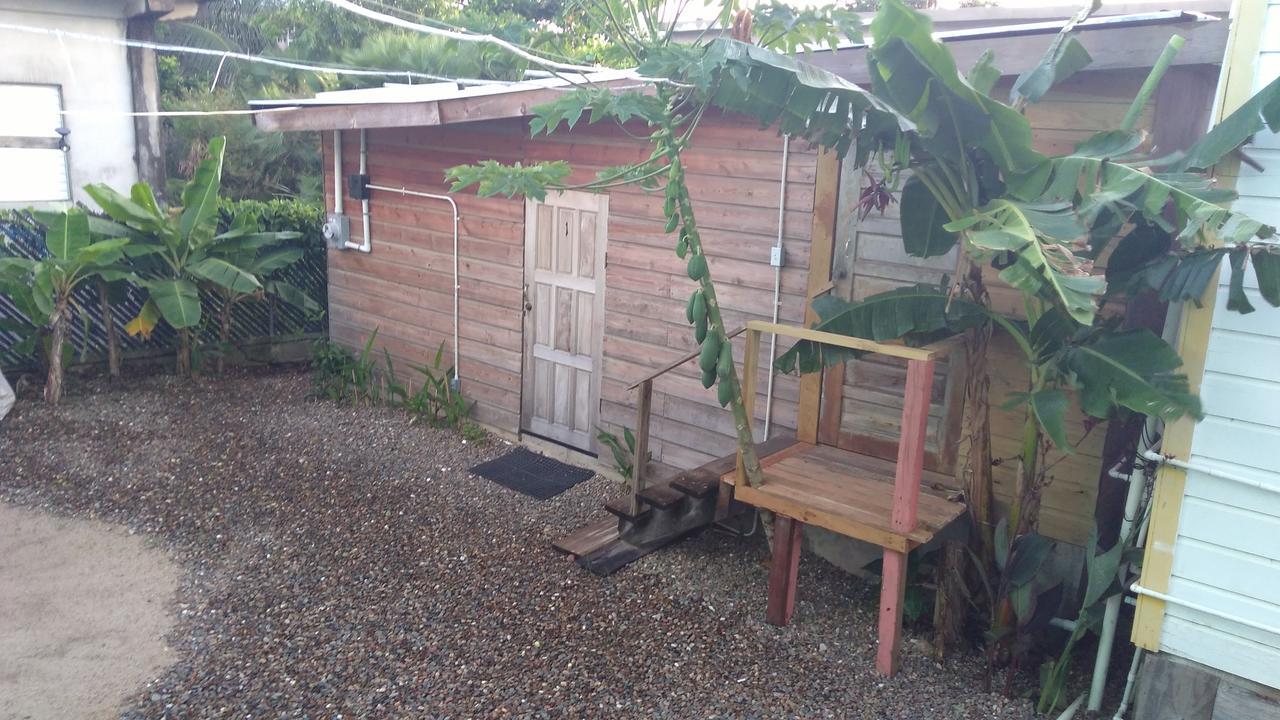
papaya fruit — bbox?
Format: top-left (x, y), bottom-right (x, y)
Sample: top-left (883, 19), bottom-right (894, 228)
top-left (698, 334), bottom-right (721, 373)
top-left (687, 253), bottom-right (708, 281)
top-left (717, 378), bottom-right (733, 407)
top-left (691, 291), bottom-right (707, 325)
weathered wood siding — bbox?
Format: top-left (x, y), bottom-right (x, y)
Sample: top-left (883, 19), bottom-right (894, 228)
top-left (323, 121), bottom-right (528, 431)
top-left (526, 114), bottom-right (816, 468)
top-left (321, 113), bottom-right (815, 465)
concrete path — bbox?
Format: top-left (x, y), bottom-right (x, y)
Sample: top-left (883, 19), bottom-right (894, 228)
top-left (0, 503), bottom-right (178, 720)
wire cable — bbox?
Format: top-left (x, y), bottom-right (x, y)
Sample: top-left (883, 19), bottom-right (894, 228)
top-left (0, 21), bottom-right (503, 86)
top-left (58, 107), bottom-right (297, 118)
top-left (320, 0), bottom-right (602, 74)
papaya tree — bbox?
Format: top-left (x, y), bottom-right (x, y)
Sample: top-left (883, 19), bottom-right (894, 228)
top-left (85, 136), bottom-right (306, 375)
top-left (0, 208), bottom-right (131, 403)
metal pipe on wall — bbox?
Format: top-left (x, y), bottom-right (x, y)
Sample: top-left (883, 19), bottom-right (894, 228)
top-left (345, 129), bottom-right (372, 253)
top-left (365, 182), bottom-right (462, 386)
top-left (333, 130), bottom-right (344, 215)
top-left (762, 134), bottom-right (790, 439)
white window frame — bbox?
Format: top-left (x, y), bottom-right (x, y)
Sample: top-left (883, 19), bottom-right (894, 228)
top-left (0, 83), bottom-right (71, 204)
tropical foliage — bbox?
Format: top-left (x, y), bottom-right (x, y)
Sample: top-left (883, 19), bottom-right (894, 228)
top-left (85, 136), bottom-right (316, 376)
top-left (155, 0), bottom-right (614, 200)
top-left (0, 210), bottom-right (131, 403)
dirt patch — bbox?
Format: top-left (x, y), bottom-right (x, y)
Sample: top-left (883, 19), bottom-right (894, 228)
top-left (0, 368), bottom-right (1033, 718)
top-left (0, 503), bottom-right (178, 720)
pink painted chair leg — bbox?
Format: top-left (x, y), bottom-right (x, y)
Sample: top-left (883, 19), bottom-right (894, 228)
top-left (876, 547), bottom-right (908, 676)
top-left (876, 358), bottom-right (934, 677)
top-left (766, 514), bottom-right (804, 626)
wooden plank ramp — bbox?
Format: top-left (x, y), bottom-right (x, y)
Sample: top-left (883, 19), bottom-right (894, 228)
top-left (551, 517), bottom-right (618, 557)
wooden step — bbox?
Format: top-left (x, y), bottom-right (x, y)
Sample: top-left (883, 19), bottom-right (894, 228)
top-left (604, 496), bottom-right (650, 521)
top-left (637, 482), bottom-right (686, 509)
top-left (671, 467), bottom-right (720, 499)
top-left (552, 517), bottom-right (619, 557)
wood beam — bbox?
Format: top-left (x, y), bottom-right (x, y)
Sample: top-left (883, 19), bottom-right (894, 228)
top-left (798, 147), bottom-right (840, 445)
top-left (766, 514), bottom-right (804, 626)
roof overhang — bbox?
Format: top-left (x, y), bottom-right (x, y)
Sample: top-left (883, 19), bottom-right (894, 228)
top-left (252, 9), bottom-right (1227, 134)
top-left (251, 71), bottom-right (640, 133)
top-left (807, 10), bottom-right (1228, 84)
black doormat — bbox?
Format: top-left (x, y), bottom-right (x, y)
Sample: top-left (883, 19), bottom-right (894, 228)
top-left (470, 447), bottom-right (595, 500)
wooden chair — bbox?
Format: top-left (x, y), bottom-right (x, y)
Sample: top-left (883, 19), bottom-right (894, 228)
top-left (726, 320), bottom-right (966, 677)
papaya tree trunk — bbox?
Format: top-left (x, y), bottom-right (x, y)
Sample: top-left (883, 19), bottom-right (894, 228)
top-left (660, 127), bottom-right (765, 488)
top-left (44, 296), bottom-right (70, 404)
top-left (98, 281), bottom-right (121, 379)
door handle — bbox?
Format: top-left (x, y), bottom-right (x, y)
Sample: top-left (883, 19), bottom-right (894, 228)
top-left (523, 284), bottom-right (533, 312)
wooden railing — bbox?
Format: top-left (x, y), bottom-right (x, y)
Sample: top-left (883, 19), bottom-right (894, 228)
top-left (622, 321), bottom-right (957, 515)
top-left (737, 320), bottom-right (958, 482)
top-left (624, 327), bottom-right (745, 514)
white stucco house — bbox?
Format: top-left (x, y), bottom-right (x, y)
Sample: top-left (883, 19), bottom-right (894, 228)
top-left (0, 0), bottom-right (204, 209)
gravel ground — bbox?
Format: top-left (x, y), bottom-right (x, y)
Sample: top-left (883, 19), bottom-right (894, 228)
top-left (0, 368), bottom-right (1036, 719)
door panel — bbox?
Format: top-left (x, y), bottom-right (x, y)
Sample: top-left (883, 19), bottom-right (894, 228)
top-left (522, 191), bottom-right (607, 451)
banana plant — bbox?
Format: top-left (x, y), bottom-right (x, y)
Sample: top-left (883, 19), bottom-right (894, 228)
top-left (203, 208), bottom-right (318, 372)
top-left (84, 136), bottom-right (303, 376)
top-left (0, 209), bottom-right (131, 404)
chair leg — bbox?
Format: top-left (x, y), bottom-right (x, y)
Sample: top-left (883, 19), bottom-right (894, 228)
top-left (876, 547), bottom-right (908, 676)
top-left (766, 514), bottom-right (803, 626)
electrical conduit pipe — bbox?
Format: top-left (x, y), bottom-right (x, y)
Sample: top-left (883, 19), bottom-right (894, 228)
top-left (346, 129), bottom-right (372, 254)
top-left (762, 134), bottom-right (789, 439)
top-left (332, 129), bottom-right (462, 386)
top-left (363, 182), bottom-right (462, 386)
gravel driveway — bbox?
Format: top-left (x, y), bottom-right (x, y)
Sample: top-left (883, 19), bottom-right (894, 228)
top-left (0, 369), bottom-right (1034, 719)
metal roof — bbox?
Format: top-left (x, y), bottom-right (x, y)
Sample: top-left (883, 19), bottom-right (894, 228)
top-left (251, 9), bottom-right (1226, 133)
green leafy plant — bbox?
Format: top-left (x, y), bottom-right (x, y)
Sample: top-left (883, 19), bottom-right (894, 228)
top-left (311, 337), bottom-right (359, 402)
top-left (462, 422), bottom-right (488, 443)
top-left (398, 342), bottom-right (474, 428)
top-left (85, 136), bottom-right (303, 376)
top-left (595, 425), bottom-right (649, 480)
top-left (311, 330), bottom-right (475, 429)
top-left (204, 207), bottom-right (320, 372)
top-left (0, 209), bottom-right (131, 403)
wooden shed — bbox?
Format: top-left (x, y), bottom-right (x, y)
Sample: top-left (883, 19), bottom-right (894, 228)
top-left (253, 7), bottom-right (1229, 551)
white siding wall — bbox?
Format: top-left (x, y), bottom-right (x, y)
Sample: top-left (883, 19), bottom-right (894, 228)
top-left (1159, 1), bottom-right (1280, 689)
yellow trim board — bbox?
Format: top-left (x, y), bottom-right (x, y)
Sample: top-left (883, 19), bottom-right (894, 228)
top-left (1131, 281), bottom-right (1220, 649)
top-left (1129, 0), bottom-right (1266, 651)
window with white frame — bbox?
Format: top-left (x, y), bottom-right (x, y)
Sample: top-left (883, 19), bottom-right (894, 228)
top-left (0, 84), bottom-right (70, 203)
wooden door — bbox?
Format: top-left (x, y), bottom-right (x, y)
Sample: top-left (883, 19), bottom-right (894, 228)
top-left (521, 191), bottom-right (607, 451)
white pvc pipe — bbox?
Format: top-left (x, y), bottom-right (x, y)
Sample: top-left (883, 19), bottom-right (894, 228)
top-left (1112, 648), bottom-right (1144, 720)
top-left (1131, 583), bottom-right (1280, 637)
top-left (762, 134), bottom-right (789, 439)
top-left (333, 130), bottom-right (344, 215)
top-left (365, 183), bottom-right (461, 383)
top-left (1056, 692), bottom-right (1087, 720)
top-left (1143, 449), bottom-right (1280, 495)
top-left (345, 129), bottom-right (372, 253)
